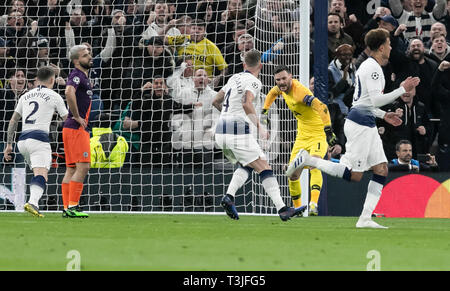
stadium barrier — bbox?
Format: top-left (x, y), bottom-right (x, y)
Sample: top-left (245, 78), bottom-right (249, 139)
top-left (2, 163), bottom-right (449, 218)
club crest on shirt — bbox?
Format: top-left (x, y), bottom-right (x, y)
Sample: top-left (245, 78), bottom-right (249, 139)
top-left (252, 82), bottom-right (259, 89)
top-left (371, 72), bottom-right (379, 80)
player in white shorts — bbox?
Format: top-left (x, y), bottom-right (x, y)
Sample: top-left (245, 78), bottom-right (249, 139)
top-left (286, 28), bottom-right (420, 228)
top-left (3, 66), bottom-right (68, 217)
top-left (213, 49), bottom-right (305, 221)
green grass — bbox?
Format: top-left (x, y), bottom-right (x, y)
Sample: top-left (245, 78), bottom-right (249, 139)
top-left (1, 212), bottom-right (450, 271)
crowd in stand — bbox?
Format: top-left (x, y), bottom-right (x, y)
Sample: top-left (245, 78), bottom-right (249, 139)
top-left (0, 0), bottom-right (449, 170)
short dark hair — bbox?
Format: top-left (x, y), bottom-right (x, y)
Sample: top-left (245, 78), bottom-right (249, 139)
top-left (328, 12), bottom-right (343, 24)
top-left (395, 139), bottom-right (412, 151)
top-left (365, 28), bottom-right (390, 51)
top-left (244, 49), bottom-right (261, 68)
top-left (36, 66), bottom-right (55, 82)
top-left (273, 64), bottom-right (291, 75)
top-left (192, 18), bottom-right (206, 27)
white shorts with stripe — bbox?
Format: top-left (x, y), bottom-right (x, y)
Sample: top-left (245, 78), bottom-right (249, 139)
top-left (214, 119), bottom-right (266, 166)
top-left (17, 139), bottom-right (52, 170)
top-left (339, 119), bottom-right (387, 172)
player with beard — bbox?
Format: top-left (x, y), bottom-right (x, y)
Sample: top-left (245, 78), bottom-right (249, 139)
top-left (61, 45), bottom-right (93, 218)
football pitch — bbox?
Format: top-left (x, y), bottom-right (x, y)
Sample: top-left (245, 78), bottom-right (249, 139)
top-left (1, 212), bottom-right (450, 271)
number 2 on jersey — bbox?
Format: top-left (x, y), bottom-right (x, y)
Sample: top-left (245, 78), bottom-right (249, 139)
top-left (25, 101), bottom-right (39, 124)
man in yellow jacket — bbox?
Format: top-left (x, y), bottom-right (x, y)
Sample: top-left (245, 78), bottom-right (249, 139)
top-left (167, 18), bottom-right (228, 88)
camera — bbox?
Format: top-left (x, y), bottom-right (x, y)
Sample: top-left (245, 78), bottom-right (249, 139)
top-left (417, 154), bottom-right (431, 163)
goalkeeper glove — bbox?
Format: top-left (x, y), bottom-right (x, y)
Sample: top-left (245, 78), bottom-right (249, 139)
top-left (261, 109), bottom-right (269, 126)
top-left (324, 125), bottom-right (337, 147)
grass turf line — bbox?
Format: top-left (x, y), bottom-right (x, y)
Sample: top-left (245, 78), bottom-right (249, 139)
top-left (1, 213), bottom-right (450, 271)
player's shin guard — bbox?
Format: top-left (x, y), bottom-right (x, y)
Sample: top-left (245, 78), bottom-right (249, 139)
top-left (260, 169), bottom-right (285, 211)
top-left (288, 178), bottom-right (302, 208)
top-left (360, 174), bottom-right (386, 219)
top-left (29, 175), bottom-right (46, 207)
top-left (226, 166), bottom-right (252, 197)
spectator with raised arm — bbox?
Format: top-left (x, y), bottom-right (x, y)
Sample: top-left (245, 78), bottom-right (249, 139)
top-left (389, 0), bottom-right (447, 43)
top-left (378, 79), bottom-right (433, 160)
top-left (174, 18), bottom-right (228, 90)
top-left (329, 0), bottom-right (365, 56)
top-left (121, 76), bottom-right (200, 166)
top-left (0, 10), bottom-right (28, 58)
top-left (0, 37), bottom-right (16, 89)
top-left (214, 0), bottom-right (253, 51)
top-left (171, 68), bottom-right (218, 155)
top-left (141, 0), bottom-right (180, 41)
top-left (166, 56), bottom-right (195, 104)
top-left (390, 38), bottom-right (440, 119)
top-left (328, 44), bottom-right (356, 115)
top-left (327, 12), bottom-right (355, 62)
top-left (122, 35), bottom-right (174, 106)
top-left (223, 32), bottom-right (254, 82)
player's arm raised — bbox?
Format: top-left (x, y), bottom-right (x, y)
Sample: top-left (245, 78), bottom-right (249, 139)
top-left (243, 90), bottom-right (268, 140)
top-left (369, 76), bottom-right (420, 108)
top-left (260, 86), bottom-right (280, 125)
top-left (3, 111), bottom-right (21, 162)
top-left (65, 85), bottom-right (86, 129)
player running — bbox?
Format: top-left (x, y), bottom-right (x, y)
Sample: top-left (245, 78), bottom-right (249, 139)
top-left (286, 28), bottom-right (420, 228)
top-left (3, 66), bottom-right (68, 217)
top-left (61, 44), bottom-right (93, 218)
top-left (262, 65), bottom-right (337, 216)
top-left (212, 49), bottom-right (305, 221)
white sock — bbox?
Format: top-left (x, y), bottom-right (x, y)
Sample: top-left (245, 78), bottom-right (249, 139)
top-left (359, 180), bottom-right (383, 220)
top-left (308, 157), bottom-right (351, 181)
top-left (226, 167), bottom-right (250, 197)
top-left (28, 184), bottom-right (44, 207)
top-left (261, 176), bottom-right (285, 211)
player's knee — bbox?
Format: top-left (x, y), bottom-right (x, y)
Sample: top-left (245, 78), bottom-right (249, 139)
top-left (351, 171), bottom-right (363, 182)
top-left (373, 163), bottom-right (388, 177)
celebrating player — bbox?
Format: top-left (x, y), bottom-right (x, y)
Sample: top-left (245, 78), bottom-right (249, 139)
top-left (212, 49), bottom-right (305, 221)
top-left (262, 65), bottom-right (337, 216)
top-left (61, 44), bottom-right (93, 218)
top-left (286, 28), bottom-right (420, 228)
top-left (3, 66), bottom-right (68, 217)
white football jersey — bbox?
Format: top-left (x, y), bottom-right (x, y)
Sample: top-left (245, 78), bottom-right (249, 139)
top-left (219, 71), bottom-right (262, 124)
top-left (352, 57), bottom-right (385, 111)
top-left (15, 85), bottom-right (68, 133)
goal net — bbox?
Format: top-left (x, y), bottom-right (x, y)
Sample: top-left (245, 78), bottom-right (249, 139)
top-left (0, 0), bottom-right (306, 215)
